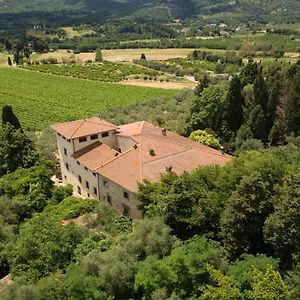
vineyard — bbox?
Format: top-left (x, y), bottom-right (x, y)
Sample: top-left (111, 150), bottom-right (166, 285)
top-left (0, 68), bottom-right (175, 130)
top-left (21, 62), bottom-right (160, 82)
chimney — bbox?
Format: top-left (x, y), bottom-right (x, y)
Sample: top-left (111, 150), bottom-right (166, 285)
top-left (166, 165), bottom-right (173, 172)
top-left (161, 128), bottom-right (167, 136)
top-left (220, 146), bottom-right (225, 155)
top-left (149, 148), bottom-right (156, 156)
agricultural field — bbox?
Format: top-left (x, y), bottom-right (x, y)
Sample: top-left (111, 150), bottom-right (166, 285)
top-left (0, 68), bottom-right (176, 131)
top-left (62, 26), bottom-right (95, 38)
top-left (21, 62), bottom-right (159, 82)
top-left (102, 48), bottom-right (196, 62)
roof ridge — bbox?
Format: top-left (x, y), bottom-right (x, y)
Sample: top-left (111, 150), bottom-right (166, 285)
top-left (94, 146), bottom-right (137, 170)
top-left (70, 119), bottom-right (85, 139)
top-left (143, 148), bottom-right (192, 165)
top-left (139, 132), bottom-right (225, 158)
top-left (139, 145), bottom-right (143, 182)
top-left (139, 121), bottom-right (145, 135)
top-left (86, 118), bottom-right (118, 129)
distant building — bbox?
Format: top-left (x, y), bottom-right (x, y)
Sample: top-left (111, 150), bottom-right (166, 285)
top-left (51, 118), bottom-right (231, 218)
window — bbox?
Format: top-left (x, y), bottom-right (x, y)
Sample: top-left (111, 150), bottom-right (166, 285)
top-left (93, 187), bottom-right (97, 195)
top-left (77, 186), bottom-right (81, 195)
top-left (93, 172), bottom-right (96, 177)
top-left (103, 180), bottom-right (109, 188)
top-left (66, 163), bottom-right (69, 170)
top-left (87, 193), bottom-right (90, 198)
top-left (118, 148), bottom-right (122, 153)
top-left (58, 133), bottom-right (61, 136)
top-left (64, 175), bottom-right (67, 180)
top-left (124, 191), bottom-right (129, 199)
top-left (84, 167), bottom-right (88, 171)
top-left (77, 161), bottom-right (80, 165)
top-left (122, 204), bottom-right (130, 216)
top-left (64, 148), bottom-right (67, 155)
top-left (79, 137), bottom-right (87, 143)
top-left (101, 132), bottom-right (109, 138)
top-left (91, 134), bottom-right (98, 140)
top-left (107, 195), bottom-right (112, 205)
top-left (78, 175), bottom-right (82, 183)
top-left (86, 181), bottom-right (89, 189)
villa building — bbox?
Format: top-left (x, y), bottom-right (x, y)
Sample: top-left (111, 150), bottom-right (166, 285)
top-left (51, 117), bottom-right (231, 218)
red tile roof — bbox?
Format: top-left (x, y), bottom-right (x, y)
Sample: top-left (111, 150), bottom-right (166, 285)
top-left (72, 141), bottom-right (119, 170)
top-left (50, 117), bottom-right (118, 139)
top-left (53, 118), bottom-right (231, 192)
top-left (95, 121), bottom-right (231, 192)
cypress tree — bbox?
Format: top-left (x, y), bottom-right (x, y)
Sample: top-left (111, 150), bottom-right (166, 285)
top-left (253, 73), bottom-right (269, 115)
top-left (249, 105), bottom-right (267, 141)
top-left (2, 105), bottom-right (22, 130)
top-left (285, 72), bottom-right (300, 135)
top-left (7, 57), bottom-right (12, 66)
top-left (223, 76), bottom-right (244, 132)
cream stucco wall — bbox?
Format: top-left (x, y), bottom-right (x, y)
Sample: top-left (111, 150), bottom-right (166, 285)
top-left (116, 135), bottom-right (137, 153)
top-left (73, 130), bottom-right (118, 152)
top-left (55, 132), bottom-right (142, 219)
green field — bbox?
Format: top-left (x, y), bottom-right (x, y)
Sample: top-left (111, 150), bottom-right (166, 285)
top-left (21, 62), bottom-right (159, 82)
top-left (0, 68), bottom-right (176, 130)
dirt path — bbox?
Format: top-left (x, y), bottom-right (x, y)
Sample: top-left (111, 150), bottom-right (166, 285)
top-left (119, 79), bottom-right (196, 90)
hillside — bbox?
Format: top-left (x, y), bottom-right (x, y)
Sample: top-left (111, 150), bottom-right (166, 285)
top-left (0, 0), bottom-right (299, 23)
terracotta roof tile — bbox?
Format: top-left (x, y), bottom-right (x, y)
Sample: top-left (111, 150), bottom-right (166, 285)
top-left (51, 117), bottom-right (118, 139)
top-left (54, 118), bottom-right (231, 192)
top-left (97, 121), bottom-right (231, 192)
top-left (73, 141), bottom-right (119, 170)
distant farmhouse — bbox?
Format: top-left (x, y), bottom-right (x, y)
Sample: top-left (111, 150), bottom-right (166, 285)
top-left (51, 118), bottom-right (231, 218)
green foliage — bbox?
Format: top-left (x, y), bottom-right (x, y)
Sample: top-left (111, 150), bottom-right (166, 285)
top-left (249, 266), bottom-right (292, 300)
top-left (42, 196), bottom-right (98, 220)
top-left (9, 214), bottom-right (85, 282)
top-left (0, 123), bottom-right (39, 176)
top-left (227, 254), bottom-right (279, 292)
top-left (221, 151), bottom-right (285, 257)
top-left (95, 49), bottom-right (102, 62)
top-left (138, 166), bottom-right (225, 238)
top-left (135, 236), bottom-right (226, 298)
top-left (0, 165), bottom-right (53, 218)
top-left (200, 266), bottom-right (243, 300)
top-left (264, 171), bottom-right (300, 268)
top-left (189, 130), bottom-right (221, 149)
top-left (185, 85), bottom-right (227, 137)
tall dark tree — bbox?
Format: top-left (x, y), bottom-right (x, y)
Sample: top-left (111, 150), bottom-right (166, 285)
top-left (253, 73), bottom-right (269, 115)
top-left (7, 57), bottom-right (12, 66)
top-left (285, 72), bottom-right (300, 135)
top-left (223, 76), bottom-right (244, 132)
top-left (2, 105), bottom-right (22, 130)
top-left (249, 105), bottom-right (267, 141)
top-left (240, 59), bottom-right (259, 86)
top-left (13, 51), bottom-right (21, 65)
top-left (266, 77), bottom-right (281, 134)
top-left (0, 123), bottom-right (38, 177)
top-left (4, 39), bottom-right (12, 51)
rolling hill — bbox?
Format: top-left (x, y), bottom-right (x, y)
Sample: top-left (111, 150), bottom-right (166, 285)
top-left (0, 0), bottom-right (299, 23)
